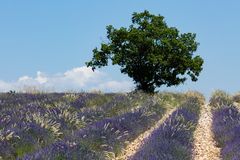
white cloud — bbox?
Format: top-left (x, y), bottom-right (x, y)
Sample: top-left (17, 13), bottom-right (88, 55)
top-left (35, 71), bottom-right (48, 84)
top-left (63, 66), bottom-right (103, 87)
top-left (94, 81), bottom-right (134, 92)
top-left (0, 66), bottom-right (134, 93)
top-left (18, 76), bottom-right (32, 82)
top-left (0, 80), bottom-right (12, 92)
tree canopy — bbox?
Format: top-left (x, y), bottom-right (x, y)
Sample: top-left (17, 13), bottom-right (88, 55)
top-left (86, 10), bottom-right (204, 93)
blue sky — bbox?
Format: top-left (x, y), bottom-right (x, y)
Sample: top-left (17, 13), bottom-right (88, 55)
top-left (0, 1), bottom-right (240, 98)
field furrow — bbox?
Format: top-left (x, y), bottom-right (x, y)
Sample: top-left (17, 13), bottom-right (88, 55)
top-left (193, 104), bottom-right (220, 160)
top-left (130, 95), bottom-right (203, 160)
top-left (117, 108), bottom-right (176, 160)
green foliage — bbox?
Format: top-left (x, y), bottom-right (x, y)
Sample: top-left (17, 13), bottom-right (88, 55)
top-left (15, 143), bottom-right (34, 158)
top-left (86, 10), bottom-right (204, 93)
top-left (85, 94), bottom-right (114, 109)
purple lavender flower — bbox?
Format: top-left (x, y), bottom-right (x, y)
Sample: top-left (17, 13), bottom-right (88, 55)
top-left (212, 105), bottom-right (240, 159)
top-left (131, 100), bottom-right (201, 160)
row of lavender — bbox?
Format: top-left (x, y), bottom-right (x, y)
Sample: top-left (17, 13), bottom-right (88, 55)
top-left (0, 92), bottom-right (186, 159)
top-left (210, 91), bottom-right (240, 160)
top-left (131, 92), bottom-right (204, 160)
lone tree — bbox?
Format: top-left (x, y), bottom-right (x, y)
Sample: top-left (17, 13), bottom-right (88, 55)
top-left (86, 10), bottom-right (204, 93)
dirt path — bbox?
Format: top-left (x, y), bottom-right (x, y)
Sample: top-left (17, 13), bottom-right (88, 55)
top-left (193, 104), bottom-right (221, 160)
top-left (116, 108), bottom-right (176, 160)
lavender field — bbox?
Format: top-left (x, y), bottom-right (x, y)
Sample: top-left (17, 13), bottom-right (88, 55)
top-left (1, 91), bottom-right (240, 160)
top-left (0, 91), bottom-right (187, 159)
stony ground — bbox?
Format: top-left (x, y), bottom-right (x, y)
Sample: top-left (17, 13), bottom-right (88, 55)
top-left (192, 104), bottom-right (221, 160)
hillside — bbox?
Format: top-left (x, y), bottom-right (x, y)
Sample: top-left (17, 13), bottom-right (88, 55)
top-left (0, 91), bottom-right (239, 160)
